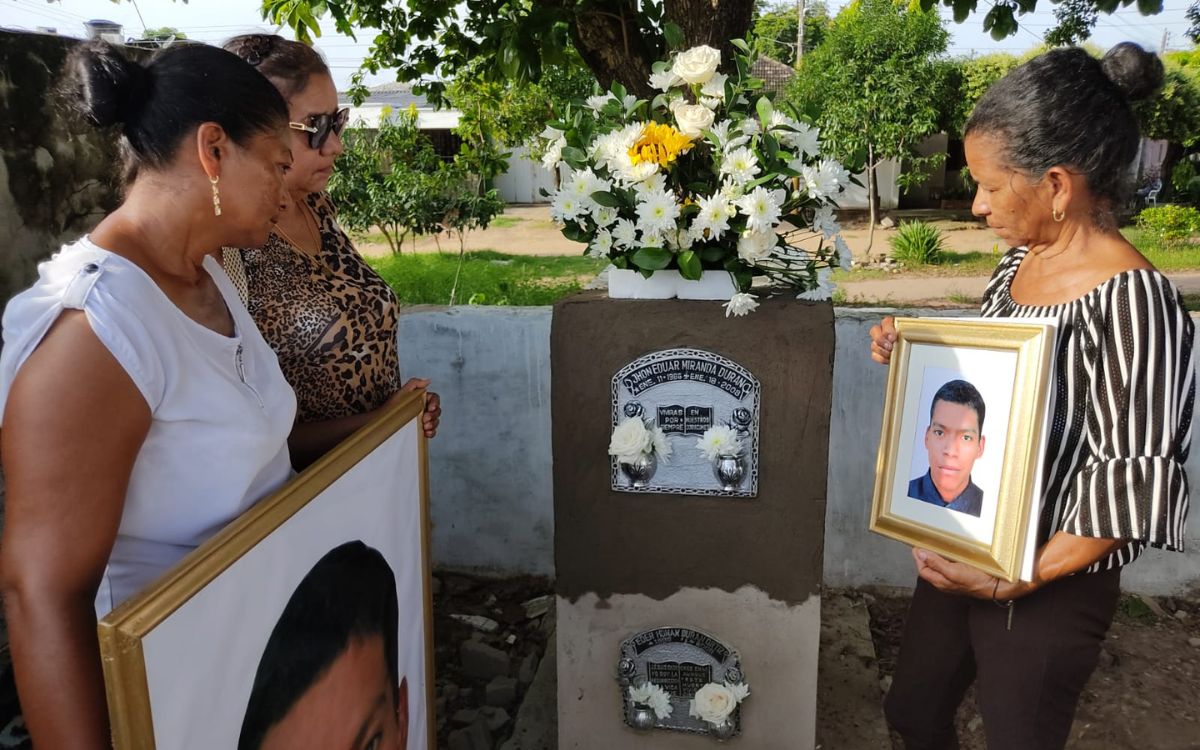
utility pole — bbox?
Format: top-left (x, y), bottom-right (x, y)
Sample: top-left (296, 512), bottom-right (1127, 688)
top-left (1160, 29), bottom-right (1169, 54)
top-left (796, 0), bottom-right (806, 66)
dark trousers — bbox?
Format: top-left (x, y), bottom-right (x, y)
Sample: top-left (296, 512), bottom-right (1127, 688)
top-left (883, 568), bottom-right (1121, 750)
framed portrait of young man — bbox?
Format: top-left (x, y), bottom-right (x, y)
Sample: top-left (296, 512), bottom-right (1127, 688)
top-left (97, 391), bottom-right (435, 750)
top-left (870, 318), bottom-right (1057, 582)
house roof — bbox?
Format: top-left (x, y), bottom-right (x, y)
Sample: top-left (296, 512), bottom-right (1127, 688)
top-left (751, 56), bottom-right (796, 95)
top-left (338, 81), bottom-right (433, 110)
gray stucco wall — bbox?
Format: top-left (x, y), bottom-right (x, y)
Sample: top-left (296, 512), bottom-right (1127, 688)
top-left (399, 306), bottom-right (555, 576)
top-left (407, 304), bottom-right (1200, 596)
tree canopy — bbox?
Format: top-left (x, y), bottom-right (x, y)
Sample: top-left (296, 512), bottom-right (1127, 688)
top-left (749, 0), bottom-right (832, 64)
top-left (262, 0), bottom-right (1173, 104)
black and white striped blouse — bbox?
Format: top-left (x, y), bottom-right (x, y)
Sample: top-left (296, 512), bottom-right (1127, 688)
top-left (981, 247), bottom-right (1196, 572)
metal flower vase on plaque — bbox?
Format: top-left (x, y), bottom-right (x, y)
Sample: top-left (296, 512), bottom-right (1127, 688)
top-left (621, 453), bottom-right (657, 488)
top-left (712, 454), bottom-right (745, 491)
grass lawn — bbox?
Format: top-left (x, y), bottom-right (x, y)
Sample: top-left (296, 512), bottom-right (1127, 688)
top-left (833, 228), bottom-right (1200, 283)
top-left (367, 250), bottom-right (605, 306)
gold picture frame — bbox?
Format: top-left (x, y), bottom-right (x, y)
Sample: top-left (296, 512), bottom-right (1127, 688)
top-left (870, 318), bottom-right (1056, 582)
top-left (98, 390), bottom-right (435, 749)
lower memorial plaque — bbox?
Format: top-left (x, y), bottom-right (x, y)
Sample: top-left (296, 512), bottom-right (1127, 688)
top-left (616, 627), bottom-right (747, 739)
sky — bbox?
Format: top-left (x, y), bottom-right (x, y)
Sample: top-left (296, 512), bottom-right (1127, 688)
top-left (1, 0), bottom-right (1194, 93)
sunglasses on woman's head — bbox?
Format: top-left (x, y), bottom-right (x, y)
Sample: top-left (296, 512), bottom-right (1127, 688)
top-left (289, 108), bottom-right (350, 150)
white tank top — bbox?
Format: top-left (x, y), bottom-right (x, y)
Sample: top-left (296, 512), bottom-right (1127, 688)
top-left (0, 238), bottom-right (297, 615)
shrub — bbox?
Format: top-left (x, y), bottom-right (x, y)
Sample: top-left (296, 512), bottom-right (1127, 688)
top-left (889, 220), bottom-right (947, 265)
top-left (1172, 159), bottom-right (1196, 197)
top-left (1136, 205), bottom-right (1200, 244)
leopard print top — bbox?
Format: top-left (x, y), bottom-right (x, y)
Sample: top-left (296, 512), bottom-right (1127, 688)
top-left (237, 192), bottom-right (401, 423)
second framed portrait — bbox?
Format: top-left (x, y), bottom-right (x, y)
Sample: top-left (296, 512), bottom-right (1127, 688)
top-left (870, 317), bottom-right (1057, 582)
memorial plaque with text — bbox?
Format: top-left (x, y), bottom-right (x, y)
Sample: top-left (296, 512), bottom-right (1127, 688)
top-left (616, 627), bottom-right (744, 737)
top-left (611, 348), bottom-right (760, 496)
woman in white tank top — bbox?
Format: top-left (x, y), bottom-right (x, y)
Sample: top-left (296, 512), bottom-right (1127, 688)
top-left (0, 42), bottom-right (298, 748)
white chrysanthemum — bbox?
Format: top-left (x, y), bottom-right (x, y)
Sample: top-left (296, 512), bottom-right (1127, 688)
top-left (735, 187), bottom-right (785, 234)
top-left (693, 194), bottom-right (734, 239)
top-left (651, 426), bottom-right (673, 462)
top-left (541, 137), bottom-right (566, 171)
top-left (649, 69), bottom-right (683, 92)
top-left (612, 218), bottom-right (638, 249)
top-left (586, 94), bottom-right (614, 113)
top-left (723, 292), bottom-right (760, 318)
top-left (782, 121), bottom-right (820, 157)
top-left (740, 117), bottom-right (761, 136)
top-left (720, 147), bottom-right (760, 185)
top-left (550, 191), bottom-right (584, 223)
top-left (635, 189), bottom-right (680, 237)
top-left (592, 205), bottom-right (619, 228)
top-left (835, 235), bottom-right (853, 271)
top-left (737, 230), bottom-right (776, 265)
top-left (798, 267), bottom-right (836, 301)
top-left (629, 682), bottom-right (674, 720)
top-left (589, 228), bottom-right (613, 258)
top-left (812, 205), bottom-right (840, 238)
top-left (632, 171), bottom-right (668, 200)
top-left (700, 72), bottom-right (728, 102)
top-left (696, 425), bottom-right (742, 460)
top-left (726, 682), bottom-right (751, 703)
top-left (640, 229), bottom-right (665, 248)
top-left (800, 159), bottom-right (851, 200)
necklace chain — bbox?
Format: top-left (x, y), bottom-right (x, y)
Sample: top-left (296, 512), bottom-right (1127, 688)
top-left (272, 201), bottom-right (321, 254)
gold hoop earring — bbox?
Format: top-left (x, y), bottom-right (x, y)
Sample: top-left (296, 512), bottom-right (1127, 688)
top-left (1052, 207), bottom-right (1065, 223)
top-left (210, 175), bottom-right (222, 217)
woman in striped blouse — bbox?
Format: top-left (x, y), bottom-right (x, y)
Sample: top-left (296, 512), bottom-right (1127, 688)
top-left (869, 43), bottom-right (1193, 749)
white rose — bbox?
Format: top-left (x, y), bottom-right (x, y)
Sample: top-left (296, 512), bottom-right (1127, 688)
top-left (674, 104), bottom-right (716, 138)
top-left (689, 683), bottom-right (738, 726)
top-left (609, 417), bottom-right (653, 464)
top-left (737, 230), bottom-right (776, 265)
top-left (671, 45), bottom-right (721, 85)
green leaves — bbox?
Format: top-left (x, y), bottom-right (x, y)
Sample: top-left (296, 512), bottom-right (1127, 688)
top-left (677, 250), bottom-right (703, 280)
top-left (590, 191), bottom-right (624, 208)
top-left (631, 247), bottom-right (673, 271)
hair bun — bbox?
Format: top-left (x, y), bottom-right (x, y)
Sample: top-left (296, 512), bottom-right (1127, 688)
top-left (1101, 42), bottom-right (1164, 103)
top-left (70, 42), bottom-right (151, 128)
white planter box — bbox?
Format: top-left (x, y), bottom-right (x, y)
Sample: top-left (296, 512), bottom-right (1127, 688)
top-left (608, 269), bottom-right (736, 301)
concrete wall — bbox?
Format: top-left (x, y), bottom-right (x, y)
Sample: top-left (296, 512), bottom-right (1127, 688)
top-left (398, 306), bottom-right (555, 576)
top-left (408, 305), bottom-right (1200, 596)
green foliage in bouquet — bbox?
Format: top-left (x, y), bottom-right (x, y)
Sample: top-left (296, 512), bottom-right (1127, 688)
top-left (534, 39), bottom-right (853, 311)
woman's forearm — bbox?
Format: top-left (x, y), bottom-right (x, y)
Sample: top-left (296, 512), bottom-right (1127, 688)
top-left (1001, 532), bottom-right (1125, 599)
top-left (288, 411), bottom-right (376, 470)
top-left (4, 589), bottom-right (111, 749)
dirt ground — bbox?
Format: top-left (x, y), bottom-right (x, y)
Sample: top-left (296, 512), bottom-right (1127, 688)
top-left (864, 587), bottom-right (1200, 750)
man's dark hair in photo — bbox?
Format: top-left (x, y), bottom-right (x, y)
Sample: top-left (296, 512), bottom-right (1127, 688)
top-left (930, 379), bottom-right (986, 433)
top-left (238, 540), bottom-right (399, 750)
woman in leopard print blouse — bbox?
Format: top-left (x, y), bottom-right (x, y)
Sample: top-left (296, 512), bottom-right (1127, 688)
top-left (224, 34), bottom-right (441, 467)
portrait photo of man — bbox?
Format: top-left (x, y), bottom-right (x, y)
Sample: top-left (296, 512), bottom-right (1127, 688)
top-left (908, 379), bottom-right (987, 518)
top-left (238, 540), bottom-right (410, 750)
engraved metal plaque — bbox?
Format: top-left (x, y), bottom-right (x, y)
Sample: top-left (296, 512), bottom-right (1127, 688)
top-left (617, 627), bottom-right (744, 737)
top-left (611, 348), bottom-right (760, 496)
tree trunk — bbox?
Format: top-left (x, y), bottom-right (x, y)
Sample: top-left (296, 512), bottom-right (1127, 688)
top-left (866, 146), bottom-right (877, 255)
top-left (568, 0), bottom-right (755, 98)
top-left (664, 0), bottom-right (755, 68)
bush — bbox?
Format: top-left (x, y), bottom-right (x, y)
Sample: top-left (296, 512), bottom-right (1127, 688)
top-left (1172, 160), bottom-right (1196, 197)
top-left (1136, 205), bottom-right (1200, 244)
top-left (889, 220), bottom-right (947, 265)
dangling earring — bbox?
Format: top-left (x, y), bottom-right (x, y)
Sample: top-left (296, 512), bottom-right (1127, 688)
top-left (1052, 207), bottom-right (1065, 223)
top-left (210, 175), bottom-right (222, 217)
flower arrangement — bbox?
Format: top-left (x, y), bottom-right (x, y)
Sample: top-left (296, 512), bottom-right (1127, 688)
top-left (538, 40), bottom-right (852, 315)
top-left (609, 416), bottom-right (672, 465)
top-left (628, 681), bottom-right (674, 720)
top-left (689, 680), bottom-right (750, 729)
top-left (696, 425), bottom-right (742, 461)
